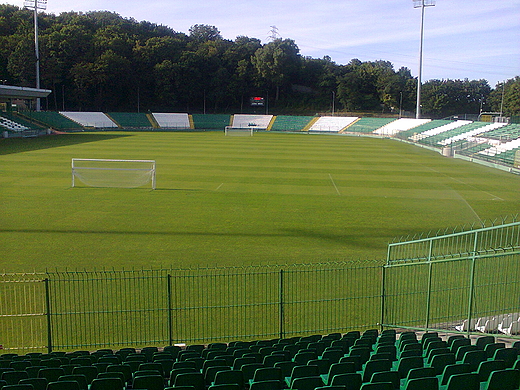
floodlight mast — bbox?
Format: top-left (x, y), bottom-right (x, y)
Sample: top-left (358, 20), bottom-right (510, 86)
top-left (413, 0), bottom-right (435, 119)
top-left (23, 0), bottom-right (47, 112)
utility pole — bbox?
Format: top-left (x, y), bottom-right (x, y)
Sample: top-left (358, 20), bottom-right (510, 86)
top-left (413, 0), bottom-right (435, 119)
top-left (24, 0), bottom-right (47, 111)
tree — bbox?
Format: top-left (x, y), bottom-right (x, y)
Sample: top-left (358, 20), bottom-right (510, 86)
top-left (188, 24), bottom-right (222, 42)
top-left (489, 77), bottom-right (520, 117)
top-left (252, 38), bottom-right (300, 100)
top-left (421, 79), bottom-right (491, 118)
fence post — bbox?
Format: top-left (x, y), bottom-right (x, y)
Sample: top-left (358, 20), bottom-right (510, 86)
top-left (466, 231), bottom-right (479, 336)
top-left (380, 265), bottom-right (386, 332)
top-left (279, 269), bottom-right (284, 339)
top-left (44, 278), bottom-right (52, 353)
top-left (167, 274), bottom-right (173, 346)
top-left (425, 239), bottom-right (434, 329)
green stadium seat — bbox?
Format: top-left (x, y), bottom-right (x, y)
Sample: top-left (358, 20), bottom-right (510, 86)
top-left (1, 384), bottom-right (35, 390)
top-left (250, 367), bottom-right (283, 386)
top-left (1, 370), bottom-right (28, 385)
top-left (48, 381), bottom-right (81, 390)
top-left (359, 382), bottom-right (393, 390)
top-left (492, 347), bottom-right (518, 367)
top-left (58, 375), bottom-right (88, 390)
top-left (71, 366), bottom-right (97, 384)
top-left (439, 363), bottom-right (471, 386)
top-left (403, 376), bottom-right (438, 390)
top-left (483, 368), bottom-right (520, 390)
top-left (208, 384), bottom-right (241, 390)
top-left (213, 369), bottom-right (245, 390)
top-left (37, 368), bottom-right (65, 383)
top-left (369, 370), bottom-right (400, 389)
top-left (476, 359), bottom-right (506, 382)
top-left (444, 372), bottom-right (479, 390)
top-left (18, 378), bottom-right (47, 390)
top-left (290, 375), bottom-right (324, 390)
top-left (329, 372), bottom-right (362, 390)
top-left (174, 372), bottom-right (205, 390)
top-left (90, 377), bottom-right (124, 390)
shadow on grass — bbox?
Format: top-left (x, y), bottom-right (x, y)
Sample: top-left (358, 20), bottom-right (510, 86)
top-left (0, 226), bottom-right (402, 250)
top-left (0, 133), bottom-right (133, 155)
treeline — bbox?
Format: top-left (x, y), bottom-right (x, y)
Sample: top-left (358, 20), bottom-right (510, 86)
top-left (0, 5), bottom-right (518, 117)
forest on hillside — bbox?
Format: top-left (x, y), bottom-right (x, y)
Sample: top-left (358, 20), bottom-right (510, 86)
top-left (0, 5), bottom-right (518, 118)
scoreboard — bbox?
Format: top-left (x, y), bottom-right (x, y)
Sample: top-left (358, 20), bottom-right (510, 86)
top-left (250, 97), bottom-right (265, 107)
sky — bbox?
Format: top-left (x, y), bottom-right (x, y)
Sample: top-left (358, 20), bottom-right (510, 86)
top-left (8, 0), bottom-right (520, 87)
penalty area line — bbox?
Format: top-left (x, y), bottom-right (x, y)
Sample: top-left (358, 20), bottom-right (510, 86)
top-left (329, 174), bottom-right (341, 196)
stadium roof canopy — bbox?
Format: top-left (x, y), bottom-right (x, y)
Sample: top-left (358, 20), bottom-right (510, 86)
top-left (0, 85), bottom-right (52, 99)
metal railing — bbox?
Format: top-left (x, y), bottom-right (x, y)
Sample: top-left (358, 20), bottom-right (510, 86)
top-left (2, 222), bottom-right (519, 354)
top-left (382, 221), bottom-right (520, 333)
top-left (0, 262), bottom-right (382, 353)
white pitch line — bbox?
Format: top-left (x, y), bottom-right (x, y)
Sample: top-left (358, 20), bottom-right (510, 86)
top-left (215, 183), bottom-right (224, 191)
top-left (329, 174), bottom-right (341, 195)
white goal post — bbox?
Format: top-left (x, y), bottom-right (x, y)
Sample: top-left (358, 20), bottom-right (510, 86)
top-left (72, 159), bottom-right (156, 189)
top-left (224, 126), bottom-right (254, 136)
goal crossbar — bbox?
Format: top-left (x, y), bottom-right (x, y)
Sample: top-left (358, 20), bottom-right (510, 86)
top-left (72, 158), bottom-right (156, 189)
top-left (225, 126), bottom-right (254, 136)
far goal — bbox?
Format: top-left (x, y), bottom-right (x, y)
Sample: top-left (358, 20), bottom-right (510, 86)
top-left (225, 126), bottom-right (254, 136)
top-left (72, 159), bottom-right (156, 189)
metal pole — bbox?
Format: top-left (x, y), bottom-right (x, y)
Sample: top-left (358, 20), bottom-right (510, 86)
top-left (380, 265), bottom-right (386, 332)
top-left (279, 269), bottom-right (284, 339)
top-left (414, 0), bottom-right (435, 120)
top-left (415, 3), bottom-right (425, 119)
top-left (44, 278), bottom-right (52, 353)
top-left (425, 240), bottom-right (433, 329)
top-left (167, 274), bottom-right (173, 346)
top-left (466, 231), bottom-right (479, 337)
top-left (33, 5), bottom-right (41, 111)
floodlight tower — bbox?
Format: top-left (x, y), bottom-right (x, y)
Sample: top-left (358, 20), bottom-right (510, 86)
top-left (23, 0), bottom-right (47, 111)
top-left (413, 0), bottom-right (435, 119)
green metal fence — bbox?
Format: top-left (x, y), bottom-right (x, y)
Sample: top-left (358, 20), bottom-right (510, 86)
top-left (382, 221), bottom-right (520, 333)
top-left (2, 222), bottom-right (519, 354)
top-left (0, 262), bottom-right (382, 353)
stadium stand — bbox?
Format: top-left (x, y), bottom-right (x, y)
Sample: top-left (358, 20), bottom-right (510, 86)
top-left (437, 122), bottom-right (503, 146)
top-left (270, 116), bottom-right (314, 132)
top-left (410, 120), bottom-right (472, 142)
top-left (18, 111), bottom-right (84, 130)
top-left (107, 113), bottom-right (153, 129)
top-left (1, 112), bottom-right (46, 131)
top-left (308, 116), bottom-right (359, 133)
top-left (152, 113), bottom-right (191, 129)
top-left (1, 330), bottom-right (519, 390)
top-left (343, 118), bottom-right (395, 134)
top-left (0, 115), bottom-right (29, 132)
top-left (480, 123), bottom-right (520, 141)
top-left (395, 120), bottom-right (452, 140)
top-left (231, 114), bottom-right (274, 129)
top-left (60, 112), bottom-right (118, 128)
top-left (192, 114), bottom-right (232, 130)
top-left (479, 138), bottom-right (520, 157)
top-left (373, 118), bottom-right (431, 136)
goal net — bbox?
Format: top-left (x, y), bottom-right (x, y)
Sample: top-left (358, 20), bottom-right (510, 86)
top-left (72, 159), bottom-right (156, 189)
top-left (224, 126), bottom-right (254, 136)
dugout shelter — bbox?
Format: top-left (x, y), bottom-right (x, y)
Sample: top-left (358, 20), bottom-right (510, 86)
top-left (0, 84), bottom-right (51, 112)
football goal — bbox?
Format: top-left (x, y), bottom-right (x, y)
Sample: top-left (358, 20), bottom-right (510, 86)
top-left (224, 126), bottom-right (254, 136)
top-left (72, 159), bottom-right (156, 189)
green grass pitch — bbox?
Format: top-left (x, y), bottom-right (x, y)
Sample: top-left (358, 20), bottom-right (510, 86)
top-left (1, 131), bottom-right (519, 272)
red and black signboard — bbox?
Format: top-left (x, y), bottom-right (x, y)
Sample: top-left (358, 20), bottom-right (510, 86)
top-left (250, 97), bottom-right (265, 107)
